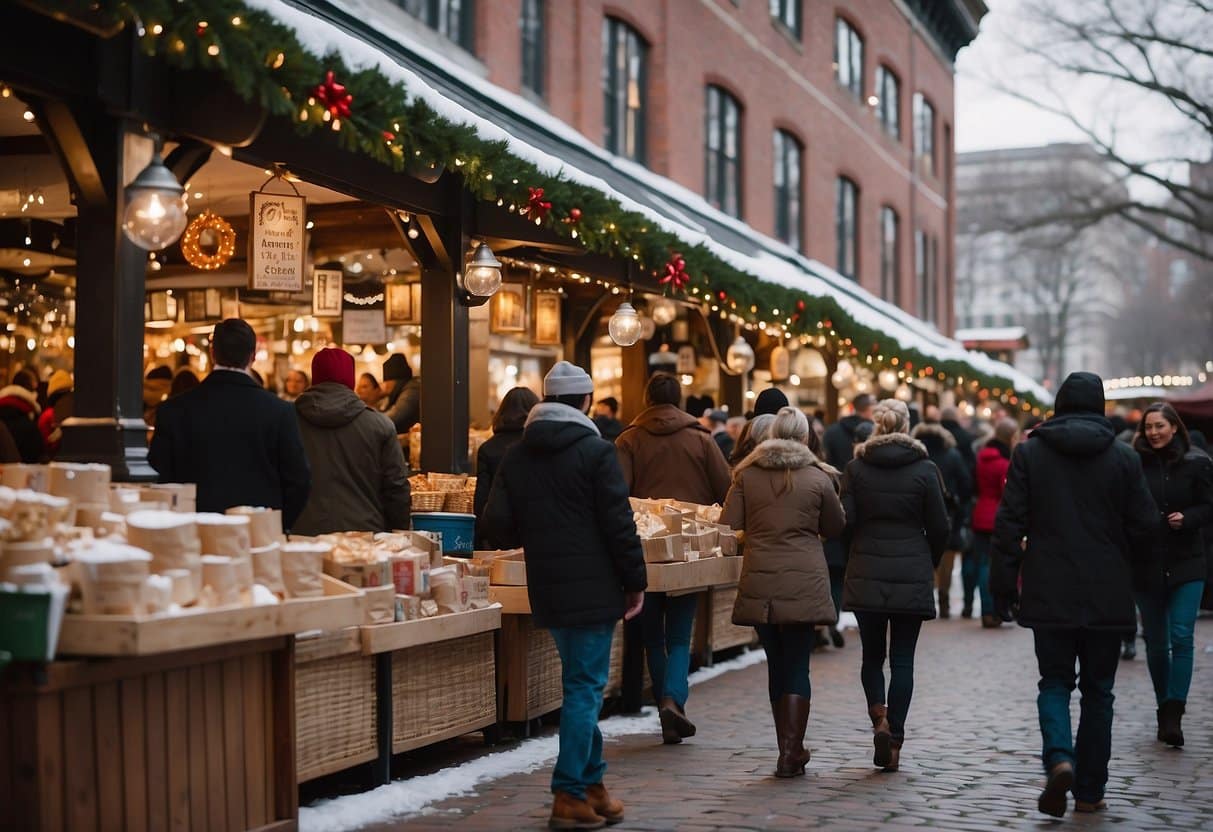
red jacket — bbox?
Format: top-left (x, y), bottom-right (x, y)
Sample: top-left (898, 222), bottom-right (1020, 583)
top-left (972, 441), bottom-right (1012, 533)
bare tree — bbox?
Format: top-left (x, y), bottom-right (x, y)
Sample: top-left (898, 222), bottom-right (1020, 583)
top-left (988, 0), bottom-right (1213, 260)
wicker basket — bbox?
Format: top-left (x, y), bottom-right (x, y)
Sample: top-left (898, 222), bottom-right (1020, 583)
top-left (710, 585), bottom-right (756, 652)
top-left (605, 621), bottom-right (625, 698)
top-left (444, 490), bottom-right (475, 513)
top-left (391, 631), bottom-right (496, 753)
top-left (295, 639), bottom-right (377, 782)
top-left (412, 490), bottom-right (447, 511)
top-left (429, 473), bottom-right (469, 492)
top-left (525, 621), bottom-right (564, 717)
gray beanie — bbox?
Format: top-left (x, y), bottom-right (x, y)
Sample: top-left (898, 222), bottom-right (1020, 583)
top-left (544, 361), bottom-right (593, 396)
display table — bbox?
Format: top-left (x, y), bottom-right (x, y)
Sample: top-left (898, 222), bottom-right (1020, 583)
top-left (694, 584), bottom-right (758, 664)
top-left (293, 606), bottom-right (501, 785)
top-left (1, 636), bottom-right (297, 832)
top-left (489, 588), bottom-right (562, 725)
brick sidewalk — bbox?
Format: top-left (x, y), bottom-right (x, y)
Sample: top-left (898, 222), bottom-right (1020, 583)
top-left (363, 617), bottom-right (1213, 831)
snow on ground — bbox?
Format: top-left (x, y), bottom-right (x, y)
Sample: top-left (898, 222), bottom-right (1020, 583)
top-left (298, 648), bottom-right (769, 832)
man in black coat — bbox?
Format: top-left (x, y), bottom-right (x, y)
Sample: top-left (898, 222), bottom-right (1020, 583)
top-left (149, 319), bottom-right (311, 530)
top-left (940, 405), bottom-right (977, 476)
top-left (484, 361), bottom-right (645, 828)
top-left (992, 372), bottom-right (1157, 819)
top-left (823, 393), bottom-right (874, 469)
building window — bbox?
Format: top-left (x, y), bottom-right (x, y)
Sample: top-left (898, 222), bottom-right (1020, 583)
top-left (769, 0), bottom-right (801, 37)
top-left (835, 176), bottom-right (859, 280)
top-left (834, 18), bottom-right (864, 101)
top-left (398, 0), bottom-right (475, 52)
top-left (880, 206), bottom-right (899, 304)
top-left (520, 0), bottom-right (544, 97)
top-left (913, 93), bottom-right (936, 177)
top-left (602, 17), bottom-right (648, 162)
top-left (773, 130), bottom-right (802, 249)
top-left (705, 85), bottom-right (743, 217)
top-left (875, 65), bottom-right (900, 139)
top-left (916, 230), bottom-right (938, 324)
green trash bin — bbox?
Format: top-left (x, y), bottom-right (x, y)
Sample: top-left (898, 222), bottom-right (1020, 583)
top-left (0, 589), bottom-right (56, 663)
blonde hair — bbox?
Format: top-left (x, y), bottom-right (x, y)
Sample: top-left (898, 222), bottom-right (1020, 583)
top-left (872, 398), bottom-right (910, 436)
top-left (770, 406), bottom-right (810, 444)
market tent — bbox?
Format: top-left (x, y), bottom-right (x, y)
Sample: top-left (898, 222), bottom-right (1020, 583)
top-left (1170, 380), bottom-right (1213, 433)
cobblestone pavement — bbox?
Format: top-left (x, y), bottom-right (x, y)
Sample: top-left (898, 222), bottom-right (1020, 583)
top-left (377, 616), bottom-right (1213, 831)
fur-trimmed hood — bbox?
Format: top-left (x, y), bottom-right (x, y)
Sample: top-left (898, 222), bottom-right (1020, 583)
top-left (911, 422), bottom-right (955, 450)
top-left (854, 432), bottom-right (928, 468)
top-left (0, 385), bottom-right (40, 416)
top-left (735, 438), bottom-right (839, 477)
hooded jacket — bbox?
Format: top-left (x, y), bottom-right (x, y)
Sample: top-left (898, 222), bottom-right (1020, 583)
top-left (912, 423), bottom-right (973, 549)
top-left (384, 377), bottom-right (422, 434)
top-left (1133, 439), bottom-right (1213, 592)
top-left (483, 403), bottom-right (647, 628)
top-left (473, 426), bottom-right (524, 546)
top-left (722, 439), bottom-right (845, 626)
top-left (0, 385), bottom-right (44, 463)
top-left (823, 414), bottom-right (871, 470)
top-left (615, 404), bottom-right (732, 506)
top-left (972, 440), bottom-right (1012, 534)
top-left (291, 382), bottom-right (410, 536)
top-left (841, 433), bottom-right (951, 619)
top-left (992, 373), bottom-right (1158, 631)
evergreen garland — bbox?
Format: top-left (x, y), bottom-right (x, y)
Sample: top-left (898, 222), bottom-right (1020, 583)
top-left (37, 0), bottom-right (1049, 411)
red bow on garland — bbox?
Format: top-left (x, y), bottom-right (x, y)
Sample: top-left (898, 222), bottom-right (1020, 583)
top-left (313, 70), bottom-right (353, 119)
top-left (660, 253), bottom-right (689, 291)
top-left (525, 187), bottom-right (552, 222)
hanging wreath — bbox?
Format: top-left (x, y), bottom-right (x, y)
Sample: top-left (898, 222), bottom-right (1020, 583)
top-left (180, 211), bottom-right (237, 271)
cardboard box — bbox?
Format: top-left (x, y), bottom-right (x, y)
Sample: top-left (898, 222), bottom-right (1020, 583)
top-left (324, 557), bottom-right (393, 589)
top-left (463, 574), bottom-right (490, 608)
top-left (642, 533), bottom-right (691, 563)
top-left (363, 584), bottom-right (397, 624)
top-left (489, 551), bottom-right (528, 586)
top-left (685, 527), bottom-right (719, 554)
top-left (395, 593), bottom-right (422, 621)
top-left (390, 552), bottom-right (430, 596)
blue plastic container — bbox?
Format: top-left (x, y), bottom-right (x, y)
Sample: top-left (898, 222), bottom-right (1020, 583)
top-left (411, 512), bottom-right (476, 556)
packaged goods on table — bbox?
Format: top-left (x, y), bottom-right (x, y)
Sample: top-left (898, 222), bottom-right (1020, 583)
top-left (629, 497), bottom-right (738, 563)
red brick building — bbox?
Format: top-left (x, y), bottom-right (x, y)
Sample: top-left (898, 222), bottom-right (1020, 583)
top-left (403, 0), bottom-right (987, 336)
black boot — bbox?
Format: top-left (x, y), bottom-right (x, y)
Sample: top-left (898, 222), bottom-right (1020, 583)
top-left (1159, 700), bottom-right (1185, 747)
top-left (828, 626), bottom-right (845, 648)
top-left (1121, 636), bottom-right (1136, 661)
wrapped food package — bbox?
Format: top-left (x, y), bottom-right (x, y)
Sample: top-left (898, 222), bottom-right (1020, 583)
top-left (196, 513), bottom-right (252, 558)
top-left (2, 537), bottom-right (55, 572)
top-left (250, 542), bottom-right (285, 596)
top-left (73, 541), bottom-right (153, 615)
top-left (395, 593), bottom-right (422, 621)
top-left (5, 490), bottom-right (72, 540)
top-left (428, 565), bottom-right (462, 614)
top-left (201, 555), bottom-right (242, 607)
top-left (125, 510), bottom-right (202, 604)
top-left (48, 462), bottom-right (111, 506)
top-left (363, 584), bottom-right (397, 625)
top-left (226, 505), bottom-right (284, 547)
top-left (281, 541), bottom-right (330, 598)
top-left (143, 574), bottom-right (174, 614)
top-left (1, 463), bottom-right (49, 492)
top-left (390, 551), bottom-right (430, 596)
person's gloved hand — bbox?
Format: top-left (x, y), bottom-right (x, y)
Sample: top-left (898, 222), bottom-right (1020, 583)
top-left (994, 592), bottom-right (1018, 623)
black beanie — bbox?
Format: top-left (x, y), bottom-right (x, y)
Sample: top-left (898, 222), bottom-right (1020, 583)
top-left (382, 353), bottom-right (413, 383)
top-left (1054, 372), bottom-right (1105, 415)
top-left (753, 387), bottom-right (790, 417)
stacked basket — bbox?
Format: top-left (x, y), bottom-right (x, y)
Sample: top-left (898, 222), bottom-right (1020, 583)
top-left (409, 474), bottom-right (477, 513)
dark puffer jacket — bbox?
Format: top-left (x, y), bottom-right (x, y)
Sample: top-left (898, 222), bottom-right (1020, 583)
top-left (823, 414), bottom-right (870, 470)
top-left (292, 382), bottom-right (410, 535)
top-left (912, 423), bottom-right (973, 550)
top-left (474, 427), bottom-right (524, 547)
top-left (1134, 439), bottom-right (1213, 592)
top-left (841, 433), bottom-right (951, 619)
top-left (483, 403), bottom-right (647, 629)
top-left (992, 409), bottom-right (1158, 631)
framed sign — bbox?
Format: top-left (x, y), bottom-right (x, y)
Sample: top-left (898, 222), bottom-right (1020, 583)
top-left (184, 289), bottom-right (208, 322)
top-left (532, 291), bottom-right (562, 346)
top-left (248, 190), bottom-right (307, 291)
top-left (343, 308), bottom-right (387, 344)
top-left (205, 288), bottom-right (223, 319)
top-left (385, 282), bottom-right (421, 325)
top-left (489, 283), bottom-right (527, 334)
top-left (312, 268), bottom-right (343, 318)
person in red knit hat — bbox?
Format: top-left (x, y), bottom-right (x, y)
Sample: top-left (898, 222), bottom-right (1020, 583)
top-left (291, 347), bottom-right (411, 535)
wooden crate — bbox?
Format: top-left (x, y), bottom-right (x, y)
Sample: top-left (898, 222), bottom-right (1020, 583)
top-left (391, 631), bottom-right (497, 754)
top-left (497, 614), bottom-right (563, 722)
top-left (294, 628), bottom-right (377, 783)
top-left (0, 637), bottom-right (296, 832)
top-left (58, 574), bottom-right (365, 657)
top-left (707, 584), bottom-right (757, 654)
top-left (646, 556), bottom-right (742, 593)
top-left (359, 605), bottom-right (502, 655)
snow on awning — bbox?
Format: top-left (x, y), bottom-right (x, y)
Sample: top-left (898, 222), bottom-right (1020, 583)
top-left (249, 0), bottom-right (1053, 405)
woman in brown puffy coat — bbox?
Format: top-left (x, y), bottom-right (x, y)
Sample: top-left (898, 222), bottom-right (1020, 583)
top-left (722, 406), bottom-right (845, 778)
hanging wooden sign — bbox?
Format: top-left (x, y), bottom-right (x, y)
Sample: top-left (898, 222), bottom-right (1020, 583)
top-left (248, 186), bottom-right (307, 292)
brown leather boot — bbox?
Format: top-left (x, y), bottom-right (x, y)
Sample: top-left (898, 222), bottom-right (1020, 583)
top-left (585, 784), bottom-right (624, 826)
top-left (882, 738), bottom-right (902, 773)
top-left (869, 704), bottom-right (892, 768)
top-left (775, 695), bottom-right (811, 777)
top-left (549, 791), bottom-right (606, 830)
top-left (658, 697), bottom-right (684, 745)
top-left (659, 696), bottom-right (696, 738)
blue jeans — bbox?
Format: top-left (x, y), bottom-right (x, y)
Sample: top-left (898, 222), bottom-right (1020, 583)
top-left (642, 592), bottom-right (697, 707)
top-left (1033, 629), bottom-right (1120, 804)
top-left (755, 623), bottom-right (813, 702)
top-left (855, 612), bottom-right (923, 741)
top-left (969, 533), bottom-right (994, 615)
top-left (1136, 580), bottom-right (1204, 705)
top-left (549, 623), bottom-right (614, 798)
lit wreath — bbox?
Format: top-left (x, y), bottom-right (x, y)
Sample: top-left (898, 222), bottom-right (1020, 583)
top-left (180, 211), bottom-right (237, 271)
